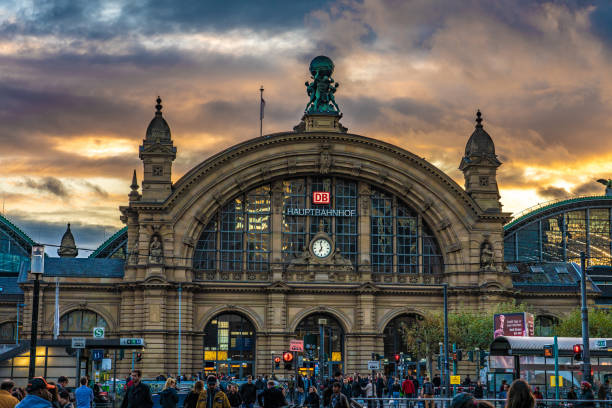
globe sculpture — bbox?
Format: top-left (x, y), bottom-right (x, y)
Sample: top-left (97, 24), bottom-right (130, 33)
top-left (305, 55), bottom-right (340, 114)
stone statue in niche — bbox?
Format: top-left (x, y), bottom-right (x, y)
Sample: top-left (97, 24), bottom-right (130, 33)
top-left (148, 235), bottom-right (163, 264)
top-left (480, 240), bottom-right (495, 271)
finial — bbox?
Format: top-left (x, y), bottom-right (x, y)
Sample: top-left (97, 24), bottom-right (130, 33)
top-left (475, 109), bottom-right (483, 128)
top-left (129, 169), bottom-right (141, 201)
top-left (155, 96), bottom-right (162, 115)
top-left (130, 169), bottom-right (138, 191)
top-left (67, 223), bottom-right (70, 229)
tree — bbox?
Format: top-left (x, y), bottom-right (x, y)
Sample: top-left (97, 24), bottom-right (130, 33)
top-left (402, 311), bottom-right (444, 377)
top-left (554, 308), bottom-right (612, 337)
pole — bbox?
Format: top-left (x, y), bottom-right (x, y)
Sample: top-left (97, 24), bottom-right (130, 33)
top-left (259, 86), bottom-right (264, 137)
top-left (113, 349), bottom-right (117, 408)
top-left (178, 283), bottom-right (182, 379)
top-left (16, 304), bottom-right (20, 345)
top-left (452, 343), bottom-right (457, 396)
top-left (443, 284), bottom-right (450, 399)
top-left (75, 349), bottom-right (80, 387)
top-left (580, 252), bottom-right (592, 383)
top-left (553, 336), bottom-right (559, 400)
top-left (54, 277), bottom-right (60, 339)
top-left (439, 343), bottom-right (444, 391)
top-left (328, 327), bottom-right (333, 379)
top-left (131, 351), bottom-right (135, 372)
top-left (28, 274), bottom-right (40, 379)
top-left (319, 324), bottom-right (324, 383)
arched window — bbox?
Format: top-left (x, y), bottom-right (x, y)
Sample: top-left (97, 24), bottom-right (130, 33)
top-left (59, 310), bottom-right (108, 333)
top-left (534, 315), bottom-right (559, 336)
top-left (295, 313), bottom-right (344, 374)
top-left (383, 314), bottom-right (422, 358)
top-left (204, 313), bottom-right (256, 378)
top-left (0, 321), bottom-right (16, 343)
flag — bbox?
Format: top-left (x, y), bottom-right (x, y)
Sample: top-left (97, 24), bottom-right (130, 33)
top-left (260, 95), bottom-right (265, 120)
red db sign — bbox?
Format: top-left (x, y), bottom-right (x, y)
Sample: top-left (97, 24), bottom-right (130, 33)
top-left (313, 192), bottom-right (330, 204)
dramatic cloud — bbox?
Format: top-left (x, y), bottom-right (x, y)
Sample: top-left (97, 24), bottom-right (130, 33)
top-left (1, 0), bottom-right (612, 252)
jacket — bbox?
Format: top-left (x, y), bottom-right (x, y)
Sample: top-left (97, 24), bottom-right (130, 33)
top-left (239, 383), bottom-right (257, 404)
top-left (257, 388), bottom-right (286, 408)
top-left (196, 389), bottom-right (230, 408)
top-left (15, 395), bottom-right (53, 408)
top-left (227, 392), bottom-right (241, 408)
top-left (0, 390), bottom-right (19, 408)
top-left (120, 382), bottom-right (153, 408)
top-left (183, 392), bottom-right (200, 408)
top-left (576, 389), bottom-right (595, 408)
top-left (305, 392), bottom-right (320, 408)
top-left (160, 388), bottom-right (179, 408)
top-left (361, 383), bottom-right (373, 398)
top-left (331, 393), bottom-right (349, 408)
top-left (401, 379), bottom-right (415, 396)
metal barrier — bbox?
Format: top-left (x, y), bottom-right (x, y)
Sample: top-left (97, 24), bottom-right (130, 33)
top-left (353, 397), bottom-right (611, 408)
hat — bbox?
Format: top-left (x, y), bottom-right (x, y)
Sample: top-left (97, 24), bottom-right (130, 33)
top-left (581, 381), bottom-right (591, 389)
top-left (207, 375), bottom-right (217, 385)
top-left (27, 377), bottom-right (56, 392)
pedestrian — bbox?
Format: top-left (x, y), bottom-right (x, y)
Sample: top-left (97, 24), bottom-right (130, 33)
top-left (55, 379), bottom-right (69, 397)
top-left (0, 380), bottom-right (19, 408)
top-left (120, 370), bottom-right (153, 408)
top-left (184, 381), bottom-right (204, 408)
top-left (16, 377), bottom-right (56, 408)
top-left (331, 383), bottom-right (350, 408)
top-left (58, 391), bottom-right (73, 408)
top-left (160, 378), bottom-right (179, 408)
top-left (376, 374), bottom-right (385, 408)
top-left (499, 384), bottom-right (509, 402)
top-left (74, 378), bottom-right (93, 408)
top-left (401, 377), bottom-right (415, 408)
top-left (567, 387), bottom-right (578, 401)
top-left (227, 385), bottom-right (242, 408)
top-left (197, 376), bottom-right (230, 408)
top-left (288, 376), bottom-right (295, 404)
top-left (450, 393), bottom-right (475, 408)
top-left (505, 379), bottom-right (534, 408)
top-left (361, 378), bottom-right (374, 408)
top-left (473, 380), bottom-right (484, 399)
top-left (597, 380), bottom-right (608, 404)
top-left (11, 389), bottom-right (24, 403)
top-left (257, 381), bottom-right (285, 408)
top-left (532, 387), bottom-right (543, 408)
top-left (304, 387), bottom-right (320, 408)
top-left (576, 382), bottom-right (595, 408)
top-left (239, 376), bottom-right (257, 408)
top-left (421, 377), bottom-right (434, 408)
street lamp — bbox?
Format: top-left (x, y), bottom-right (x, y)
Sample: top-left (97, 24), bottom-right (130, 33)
top-left (29, 245), bottom-right (45, 379)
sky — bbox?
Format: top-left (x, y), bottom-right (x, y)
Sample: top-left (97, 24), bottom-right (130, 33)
top-left (2, 0), bottom-right (612, 255)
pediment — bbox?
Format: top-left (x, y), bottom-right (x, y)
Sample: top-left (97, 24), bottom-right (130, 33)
top-left (267, 281), bottom-right (291, 292)
top-left (357, 282), bottom-right (379, 293)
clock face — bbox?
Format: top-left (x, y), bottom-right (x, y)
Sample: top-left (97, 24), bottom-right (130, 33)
top-left (312, 238), bottom-right (332, 258)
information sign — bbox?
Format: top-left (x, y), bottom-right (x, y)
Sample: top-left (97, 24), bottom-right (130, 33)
top-left (120, 338), bottom-right (145, 346)
top-left (550, 376), bottom-right (563, 387)
top-left (596, 340), bottom-right (606, 348)
top-left (93, 327), bottom-right (105, 339)
top-left (367, 360), bottom-right (380, 370)
top-left (290, 340), bottom-right (304, 352)
top-left (92, 349), bottom-right (104, 361)
top-left (71, 337), bottom-right (86, 349)
top-left (450, 375), bottom-right (461, 385)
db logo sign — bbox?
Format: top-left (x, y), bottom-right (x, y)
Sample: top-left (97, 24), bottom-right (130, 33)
top-left (313, 192), bottom-right (330, 204)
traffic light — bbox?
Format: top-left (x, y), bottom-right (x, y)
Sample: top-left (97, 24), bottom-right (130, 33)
top-left (119, 349), bottom-right (124, 360)
top-left (479, 350), bottom-right (488, 369)
top-left (543, 344), bottom-right (553, 358)
top-left (394, 354), bottom-right (400, 362)
top-left (436, 355), bottom-right (441, 369)
top-left (136, 352), bottom-right (142, 362)
top-left (573, 344), bottom-right (583, 361)
top-left (452, 352), bottom-right (457, 361)
top-left (456, 350), bottom-right (463, 361)
top-left (283, 352), bottom-right (293, 369)
top-left (274, 356), bottom-right (281, 369)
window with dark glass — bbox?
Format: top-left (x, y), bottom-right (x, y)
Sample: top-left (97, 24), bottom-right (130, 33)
top-left (295, 313), bottom-right (344, 369)
top-left (397, 205), bottom-right (418, 273)
top-left (246, 186), bottom-right (271, 271)
top-left (335, 179), bottom-right (358, 265)
top-left (60, 310), bottom-right (108, 332)
top-left (0, 321), bottom-right (16, 343)
top-left (282, 179), bottom-right (307, 260)
top-left (194, 220), bottom-right (217, 270)
top-left (383, 314), bottom-right (421, 358)
top-left (204, 313), bottom-right (255, 377)
top-left (371, 189), bottom-right (393, 273)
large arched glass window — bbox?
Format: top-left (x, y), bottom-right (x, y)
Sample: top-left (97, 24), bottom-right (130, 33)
top-left (295, 313), bottom-right (344, 374)
top-left (383, 314), bottom-right (422, 358)
top-left (59, 310), bottom-right (108, 332)
top-left (204, 313), bottom-right (255, 378)
top-left (0, 321), bottom-right (16, 343)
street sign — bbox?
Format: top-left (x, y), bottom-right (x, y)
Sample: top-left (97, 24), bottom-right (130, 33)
top-left (92, 349), bottom-right (104, 361)
top-left (93, 327), bottom-right (105, 339)
top-left (290, 340), bottom-right (304, 352)
top-left (450, 375), bottom-right (461, 385)
top-left (550, 376), bottom-right (563, 387)
top-left (367, 360), bottom-right (380, 370)
top-left (71, 337), bottom-right (86, 349)
top-left (119, 338), bottom-right (145, 346)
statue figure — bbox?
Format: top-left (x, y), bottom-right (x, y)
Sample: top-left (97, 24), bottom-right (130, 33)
top-left (597, 179), bottom-right (612, 197)
top-left (480, 241), bottom-right (495, 271)
top-left (148, 235), bottom-right (163, 264)
top-left (305, 56), bottom-right (341, 114)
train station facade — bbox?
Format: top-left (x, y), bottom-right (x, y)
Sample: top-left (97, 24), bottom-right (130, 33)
top-left (0, 58), bottom-right (600, 381)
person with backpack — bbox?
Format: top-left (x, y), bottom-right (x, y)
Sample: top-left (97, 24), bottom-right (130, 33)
top-left (421, 377), bottom-right (434, 408)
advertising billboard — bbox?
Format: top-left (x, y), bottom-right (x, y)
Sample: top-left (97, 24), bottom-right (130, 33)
top-left (493, 312), bottom-right (534, 338)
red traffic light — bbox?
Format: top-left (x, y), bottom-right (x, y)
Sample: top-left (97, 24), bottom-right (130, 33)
top-left (283, 352), bottom-right (293, 362)
top-left (573, 344), bottom-right (582, 353)
top-left (394, 354), bottom-right (400, 362)
top-left (274, 356), bottom-right (281, 363)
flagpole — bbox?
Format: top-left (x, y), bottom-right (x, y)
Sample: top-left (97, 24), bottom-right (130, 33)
top-left (260, 85), bottom-right (264, 137)
top-left (54, 277), bottom-right (59, 339)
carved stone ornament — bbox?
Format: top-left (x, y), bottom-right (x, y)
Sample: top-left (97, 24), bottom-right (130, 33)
top-left (247, 273), bottom-right (256, 281)
top-left (271, 182), bottom-right (284, 215)
top-left (480, 240), bottom-right (495, 271)
top-left (319, 145), bottom-right (332, 174)
top-left (148, 235), bottom-right (163, 264)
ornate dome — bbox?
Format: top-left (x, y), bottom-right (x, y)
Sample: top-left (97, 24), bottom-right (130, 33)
top-left (464, 110), bottom-right (496, 157)
top-left (145, 96), bottom-right (171, 141)
top-left (58, 223), bottom-right (78, 258)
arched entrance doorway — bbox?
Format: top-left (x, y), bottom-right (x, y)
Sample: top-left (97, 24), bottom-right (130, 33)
top-left (383, 314), bottom-right (423, 377)
top-left (295, 313), bottom-right (344, 376)
top-left (204, 313), bottom-right (256, 378)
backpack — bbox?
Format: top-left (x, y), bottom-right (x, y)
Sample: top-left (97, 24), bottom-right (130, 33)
top-left (423, 382), bottom-right (434, 395)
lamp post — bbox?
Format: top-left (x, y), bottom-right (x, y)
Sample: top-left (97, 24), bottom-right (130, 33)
top-left (443, 283), bottom-right (450, 398)
top-left (28, 245), bottom-right (45, 379)
top-left (318, 318), bottom-right (327, 383)
top-left (580, 252), bottom-right (592, 383)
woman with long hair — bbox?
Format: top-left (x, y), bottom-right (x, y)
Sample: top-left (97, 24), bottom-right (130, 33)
top-left (506, 379), bottom-right (535, 408)
top-left (184, 381), bottom-right (204, 408)
top-left (160, 377), bottom-right (179, 408)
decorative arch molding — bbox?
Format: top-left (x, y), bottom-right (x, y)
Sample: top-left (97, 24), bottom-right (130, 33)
top-left (57, 304), bottom-right (117, 332)
top-left (164, 132), bottom-right (481, 269)
top-left (198, 304), bottom-right (264, 333)
top-left (377, 307), bottom-right (427, 333)
top-left (0, 319), bottom-right (17, 326)
top-left (534, 311), bottom-right (563, 321)
top-left (288, 305), bottom-right (352, 333)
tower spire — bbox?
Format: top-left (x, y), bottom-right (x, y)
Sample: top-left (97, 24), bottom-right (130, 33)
top-left (475, 109), bottom-right (483, 128)
top-left (129, 169), bottom-right (140, 201)
top-left (155, 96), bottom-right (163, 116)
